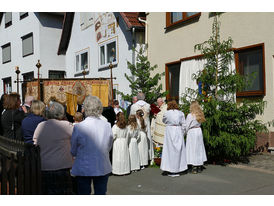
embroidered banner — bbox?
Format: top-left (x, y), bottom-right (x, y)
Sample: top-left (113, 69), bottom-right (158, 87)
top-left (25, 79), bottom-right (110, 107)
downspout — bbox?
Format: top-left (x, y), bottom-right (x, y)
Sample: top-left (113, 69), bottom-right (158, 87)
top-left (138, 17), bottom-right (148, 57)
top-left (132, 27), bottom-right (136, 82)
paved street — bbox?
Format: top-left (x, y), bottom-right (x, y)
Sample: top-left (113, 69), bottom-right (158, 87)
top-left (107, 154), bottom-right (274, 195)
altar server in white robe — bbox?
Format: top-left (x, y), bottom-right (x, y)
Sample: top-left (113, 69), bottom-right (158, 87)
top-left (136, 109), bottom-right (149, 169)
top-left (185, 101), bottom-right (207, 174)
top-left (130, 93), bottom-right (153, 162)
top-left (160, 100), bottom-right (188, 177)
top-left (151, 97), bottom-right (167, 145)
top-left (127, 115), bottom-right (140, 171)
top-left (112, 112), bottom-right (130, 175)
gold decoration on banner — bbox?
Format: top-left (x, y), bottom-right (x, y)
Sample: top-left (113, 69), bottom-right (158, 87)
top-left (92, 84), bottom-right (109, 107)
top-left (66, 92), bottom-right (78, 116)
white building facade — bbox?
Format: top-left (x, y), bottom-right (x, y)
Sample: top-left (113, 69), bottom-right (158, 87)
top-left (0, 12), bottom-right (65, 97)
top-left (58, 12), bottom-right (145, 107)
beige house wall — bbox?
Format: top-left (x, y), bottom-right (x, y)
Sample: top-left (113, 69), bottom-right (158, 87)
top-left (147, 12), bottom-right (274, 132)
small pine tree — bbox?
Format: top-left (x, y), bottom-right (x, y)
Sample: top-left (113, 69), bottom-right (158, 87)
top-left (180, 14), bottom-right (267, 163)
top-left (119, 45), bottom-right (167, 104)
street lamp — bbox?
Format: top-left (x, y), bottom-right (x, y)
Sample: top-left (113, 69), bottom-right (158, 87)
top-left (15, 66), bottom-right (20, 94)
top-left (36, 60), bottom-right (42, 100)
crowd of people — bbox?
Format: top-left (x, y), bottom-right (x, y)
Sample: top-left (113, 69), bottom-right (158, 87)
top-left (0, 91), bottom-right (207, 195)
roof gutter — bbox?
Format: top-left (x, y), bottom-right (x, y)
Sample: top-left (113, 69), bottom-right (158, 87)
top-left (138, 17), bottom-right (148, 56)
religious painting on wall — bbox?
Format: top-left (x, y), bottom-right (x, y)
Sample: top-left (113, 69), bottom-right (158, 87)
top-left (95, 12), bottom-right (117, 43)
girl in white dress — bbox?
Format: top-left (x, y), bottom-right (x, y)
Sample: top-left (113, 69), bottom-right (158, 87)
top-left (112, 112), bottom-right (130, 175)
top-left (136, 109), bottom-right (149, 169)
top-left (127, 115), bottom-right (140, 172)
top-left (160, 100), bottom-right (188, 177)
top-left (185, 101), bottom-right (207, 174)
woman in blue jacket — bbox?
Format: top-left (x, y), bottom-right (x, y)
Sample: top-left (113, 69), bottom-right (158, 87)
top-left (21, 100), bottom-right (46, 144)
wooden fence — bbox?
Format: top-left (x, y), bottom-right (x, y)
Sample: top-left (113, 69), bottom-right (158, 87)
top-left (0, 136), bottom-right (41, 195)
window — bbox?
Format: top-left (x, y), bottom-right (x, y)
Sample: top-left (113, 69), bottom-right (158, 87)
top-left (3, 77), bottom-right (12, 94)
top-left (98, 38), bottom-right (117, 68)
top-left (22, 72), bottom-right (34, 81)
top-left (166, 12), bottom-right (201, 28)
top-left (75, 48), bottom-right (89, 73)
top-left (20, 12), bottom-right (28, 20)
top-left (49, 71), bottom-right (65, 79)
top-left (235, 43), bottom-right (265, 97)
top-left (166, 62), bottom-right (180, 101)
top-left (21, 33), bottom-right (34, 57)
top-left (5, 12), bottom-right (12, 28)
top-left (2, 43), bottom-right (11, 64)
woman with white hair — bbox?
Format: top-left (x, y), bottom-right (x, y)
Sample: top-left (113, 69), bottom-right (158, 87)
top-left (71, 95), bottom-right (113, 195)
top-left (33, 101), bottom-right (74, 194)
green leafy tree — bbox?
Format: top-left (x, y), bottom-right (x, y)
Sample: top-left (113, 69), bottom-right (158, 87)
top-left (180, 14), bottom-right (267, 162)
top-left (119, 45), bottom-right (167, 104)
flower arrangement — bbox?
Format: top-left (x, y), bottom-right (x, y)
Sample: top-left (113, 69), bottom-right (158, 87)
top-left (150, 103), bottom-right (161, 116)
top-left (154, 145), bottom-right (163, 158)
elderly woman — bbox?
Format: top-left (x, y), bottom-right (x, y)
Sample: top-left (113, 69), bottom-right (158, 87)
top-left (33, 101), bottom-right (74, 195)
top-left (160, 100), bottom-right (188, 177)
top-left (71, 95), bottom-right (113, 195)
top-left (1, 93), bottom-right (27, 140)
top-left (21, 100), bottom-right (46, 144)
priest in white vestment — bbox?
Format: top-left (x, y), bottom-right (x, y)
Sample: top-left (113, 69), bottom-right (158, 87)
top-left (160, 100), bottom-right (188, 177)
top-left (130, 93), bottom-right (153, 161)
top-left (151, 98), bottom-right (167, 145)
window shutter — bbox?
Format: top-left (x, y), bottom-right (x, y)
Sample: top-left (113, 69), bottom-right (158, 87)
top-left (5, 12), bottom-right (12, 24)
top-left (2, 44), bottom-right (11, 63)
top-left (22, 33), bottom-right (33, 57)
top-left (20, 12), bottom-right (27, 17)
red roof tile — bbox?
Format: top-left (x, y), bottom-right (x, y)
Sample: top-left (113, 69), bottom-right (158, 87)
top-left (120, 12), bottom-right (146, 29)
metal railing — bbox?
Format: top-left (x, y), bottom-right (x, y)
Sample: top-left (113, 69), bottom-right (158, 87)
top-left (0, 136), bottom-right (41, 195)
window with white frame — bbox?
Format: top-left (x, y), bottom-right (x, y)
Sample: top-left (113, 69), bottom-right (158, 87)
top-left (98, 37), bottom-right (117, 68)
top-left (75, 48), bottom-right (89, 73)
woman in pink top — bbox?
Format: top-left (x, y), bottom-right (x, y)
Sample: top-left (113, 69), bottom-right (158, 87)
top-left (33, 101), bottom-right (74, 195)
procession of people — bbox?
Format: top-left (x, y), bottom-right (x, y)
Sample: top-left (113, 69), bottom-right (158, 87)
top-left (0, 91), bottom-right (207, 195)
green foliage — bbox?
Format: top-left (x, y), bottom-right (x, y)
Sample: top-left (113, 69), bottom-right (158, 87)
top-left (118, 45), bottom-right (167, 104)
top-left (180, 14), bottom-right (267, 162)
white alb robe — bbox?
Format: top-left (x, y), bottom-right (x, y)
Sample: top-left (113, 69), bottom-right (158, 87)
top-left (185, 113), bottom-right (207, 166)
top-left (130, 100), bottom-right (153, 160)
top-left (127, 125), bottom-right (140, 171)
top-left (112, 124), bottom-right (130, 175)
top-left (151, 103), bottom-right (167, 144)
top-left (137, 119), bottom-right (149, 166)
top-left (160, 110), bottom-right (188, 173)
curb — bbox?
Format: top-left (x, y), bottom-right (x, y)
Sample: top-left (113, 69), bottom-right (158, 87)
top-left (228, 164), bottom-right (274, 175)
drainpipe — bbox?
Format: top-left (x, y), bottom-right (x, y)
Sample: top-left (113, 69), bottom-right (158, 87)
top-left (132, 27), bottom-right (136, 83)
top-left (138, 17), bottom-right (148, 56)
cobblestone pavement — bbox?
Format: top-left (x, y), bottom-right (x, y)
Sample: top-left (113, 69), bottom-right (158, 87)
top-left (229, 153), bottom-right (274, 174)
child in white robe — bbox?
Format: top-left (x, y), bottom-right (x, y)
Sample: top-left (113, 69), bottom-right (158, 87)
top-left (136, 109), bottom-right (149, 169)
top-left (112, 112), bottom-right (130, 175)
top-left (185, 101), bottom-right (207, 174)
top-left (127, 115), bottom-right (140, 172)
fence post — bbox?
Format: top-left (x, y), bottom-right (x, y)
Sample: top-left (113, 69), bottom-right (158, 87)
top-left (17, 151), bottom-right (24, 195)
top-left (8, 154), bottom-right (16, 195)
top-left (1, 156), bottom-right (8, 195)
